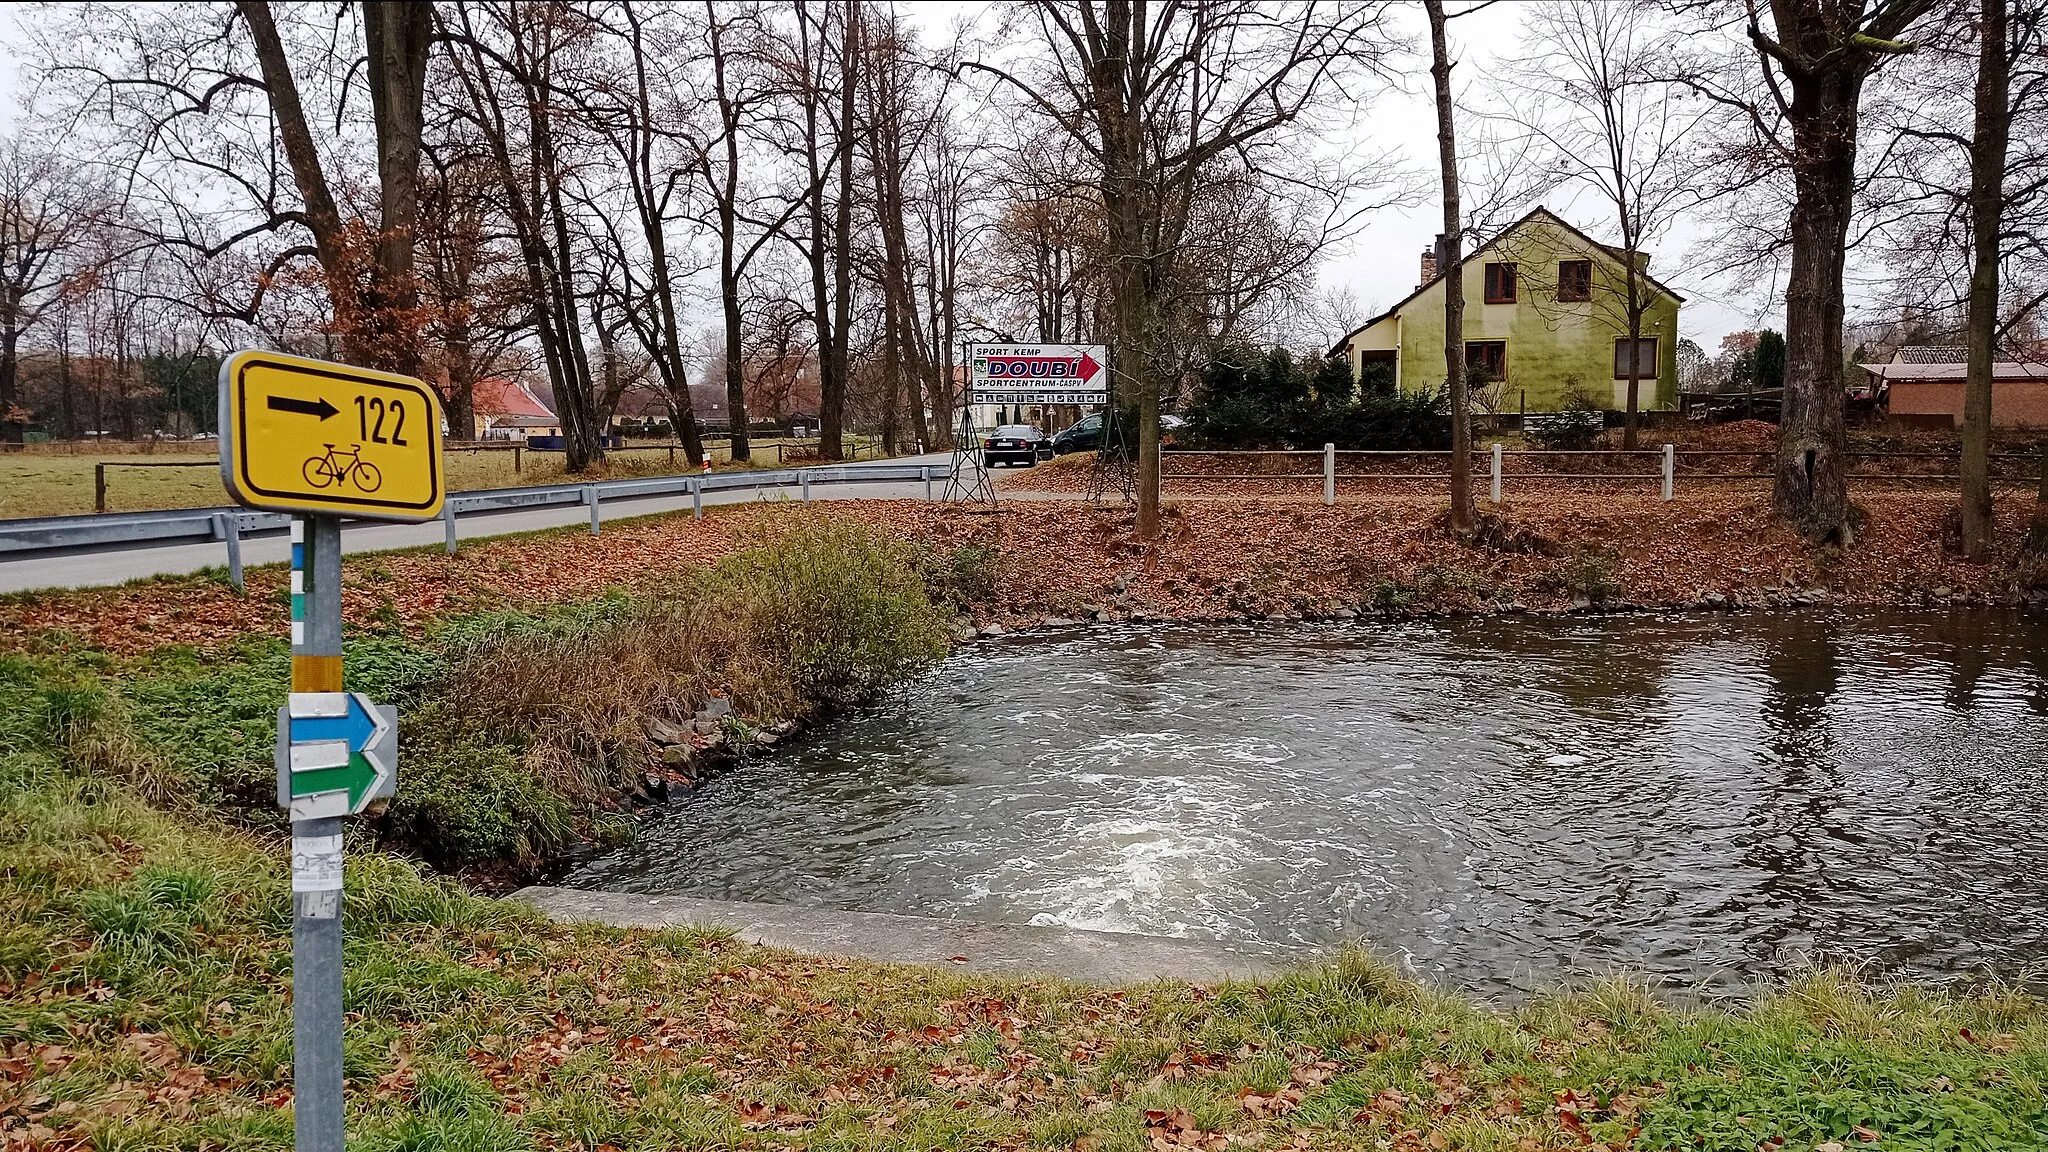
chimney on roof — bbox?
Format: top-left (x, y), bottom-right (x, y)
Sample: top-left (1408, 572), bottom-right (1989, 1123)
top-left (1418, 246), bottom-right (1438, 290)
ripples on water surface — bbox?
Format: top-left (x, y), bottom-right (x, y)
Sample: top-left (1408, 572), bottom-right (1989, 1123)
top-left (568, 610), bottom-right (2048, 994)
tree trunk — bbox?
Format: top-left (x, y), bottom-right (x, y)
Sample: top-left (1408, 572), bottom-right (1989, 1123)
top-left (1757, 0), bottom-right (1937, 542)
top-left (2028, 444), bottom-right (2048, 555)
top-left (1427, 0), bottom-right (1472, 531)
top-left (1625, 306), bottom-right (1643, 453)
top-left (723, 266), bottom-right (748, 462)
top-left (1773, 69), bottom-right (1861, 543)
top-left (1086, 3), bottom-right (1161, 538)
top-left (1960, 0), bottom-right (2009, 560)
top-left (1622, 265), bottom-right (1643, 451)
top-left (0, 332), bottom-right (20, 445)
top-left (822, 0), bottom-right (858, 461)
top-left (445, 322), bottom-right (479, 441)
top-left (57, 323), bottom-right (75, 441)
top-left (362, 1), bottom-right (431, 377)
top-left (879, 292), bottom-right (900, 455)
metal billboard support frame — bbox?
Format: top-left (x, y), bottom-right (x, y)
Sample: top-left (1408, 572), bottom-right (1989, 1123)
top-left (943, 343), bottom-right (996, 508)
top-left (1085, 347), bottom-right (1135, 506)
top-left (941, 394), bottom-right (996, 507)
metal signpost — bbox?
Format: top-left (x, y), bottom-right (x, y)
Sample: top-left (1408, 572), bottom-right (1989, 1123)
top-left (218, 350), bottom-right (443, 1152)
top-left (951, 342), bottom-right (1110, 505)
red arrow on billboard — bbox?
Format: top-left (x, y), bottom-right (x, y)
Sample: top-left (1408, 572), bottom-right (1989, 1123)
top-left (1076, 351), bottom-right (1101, 382)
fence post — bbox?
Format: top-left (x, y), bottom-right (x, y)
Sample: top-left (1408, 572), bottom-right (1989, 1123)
top-left (513, 445), bottom-right (522, 474)
top-left (923, 466), bottom-right (933, 501)
top-left (95, 463), bottom-right (107, 513)
top-left (585, 485), bottom-right (600, 535)
top-left (1323, 443), bottom-right (1335, 505)
top-left (1491, 443), bottom-right (1503, 503)
top-left (1662, 443), bottom-right (1675, 502)
top-left (442, 499), bottom-right (458, 554)
top-left (215, 513), bottom-right (244, 591)
top-left (800, 471), bottom-right (811, 504)
top-left (692, 478), bottom-right (703, 519)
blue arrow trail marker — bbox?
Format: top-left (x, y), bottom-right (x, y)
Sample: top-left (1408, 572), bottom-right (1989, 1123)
top-left (280, 692), bottom-right (396, 819)
top-left (291, 693), bottom-right (383, 749)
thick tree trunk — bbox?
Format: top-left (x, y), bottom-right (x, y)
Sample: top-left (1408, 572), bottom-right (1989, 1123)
top-left (57, 328), bottom-right (75, 441)
top-left (879, 294), bottom-right (900, 456)
top-left (1960, 0), bottom-right (2009, 560)
top-left (1622, 264), bottom-right (1643, 451)
top-left (1773, 74), bottom-right (1860, 542)
top-left (0, 333), bottom-right (20, 445)
top-left (1427, 0), bottom-right (1472, 530)
top-left (821, 0), bottom-right (858, 461)
top-left (362, 1), bottom-right (431, 377)
top-left (444, 324), bottom-right (479, 441)
top-left (1105, 191), bottom-right (1159, 533)
top-left (723, 269), bottom-right (748, 462)
top-left (2029, 446), bottom-right (2048, 555)
top-left (243, 0), bottom-right (430, 376)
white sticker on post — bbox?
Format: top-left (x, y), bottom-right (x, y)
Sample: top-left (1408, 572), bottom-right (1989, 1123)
top-left (291, 831), bottom-right (345, 893)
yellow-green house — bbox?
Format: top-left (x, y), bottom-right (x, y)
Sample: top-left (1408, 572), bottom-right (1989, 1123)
top-left (1330, 207), bottom-right (1684, 414)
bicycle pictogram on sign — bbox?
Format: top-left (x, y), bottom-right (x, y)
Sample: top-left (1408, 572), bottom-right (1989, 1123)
top-left (302, 444), bottom-right (383, 493)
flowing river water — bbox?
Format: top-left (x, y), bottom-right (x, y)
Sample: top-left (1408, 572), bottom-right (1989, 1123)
top-left (566, 610), bottom-right (2048, 995)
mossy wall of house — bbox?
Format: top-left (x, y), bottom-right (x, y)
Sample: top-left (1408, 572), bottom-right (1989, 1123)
top-left (1345, 213), bottom-right (1682, 414)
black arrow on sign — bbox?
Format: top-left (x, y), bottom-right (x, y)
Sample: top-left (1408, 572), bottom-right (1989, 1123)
top-left (268, 395), bottom-right (339, 420)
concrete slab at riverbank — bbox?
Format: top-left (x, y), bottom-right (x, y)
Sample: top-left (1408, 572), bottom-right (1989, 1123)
top-left (514, 886), bottom-right (1308, 984)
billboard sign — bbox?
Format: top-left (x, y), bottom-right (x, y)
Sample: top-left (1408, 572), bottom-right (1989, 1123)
top-left (968, 343), bottom-right (1108, 405)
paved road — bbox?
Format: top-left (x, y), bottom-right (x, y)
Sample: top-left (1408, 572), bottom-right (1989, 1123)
top-left (0, 452), bottom-right (1001, 594)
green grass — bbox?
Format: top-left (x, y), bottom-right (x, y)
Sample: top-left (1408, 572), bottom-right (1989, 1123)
top-left (3, 723), bottom-right (2044, 1152)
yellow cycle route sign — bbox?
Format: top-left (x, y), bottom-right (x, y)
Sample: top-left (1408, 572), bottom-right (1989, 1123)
top-left (219, 350), bottom-right (444, 521)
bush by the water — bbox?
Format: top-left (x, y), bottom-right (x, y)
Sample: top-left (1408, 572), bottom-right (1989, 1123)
top-left (9, 513), bottom-right (953, 874)
top-left (1185, 344), bottom-right (1449, 450)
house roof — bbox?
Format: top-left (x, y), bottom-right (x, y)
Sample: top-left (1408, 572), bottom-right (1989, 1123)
top-left (1328, 206), bottom-right (1688, 356)
top-left (1892, 345), bottom-right (1970, 364)
top-left (1861, 361), bottom-right (2048, 383)
top-left (469, 377), bottom-right (555, 419)
top-left (489, 412), bottom-right (562, 429)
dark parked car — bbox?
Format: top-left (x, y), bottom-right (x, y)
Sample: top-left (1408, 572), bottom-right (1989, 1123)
top-left (1050, 413), bottom-right (1104, 455)
top-left (982, 424), bottom-right (1053, 468)
top-left (1050, 412), bottom-right (1184, 455)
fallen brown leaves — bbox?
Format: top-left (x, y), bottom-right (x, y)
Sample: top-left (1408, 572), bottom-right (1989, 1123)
top-left (5, 491), bottom-right (2035, 662)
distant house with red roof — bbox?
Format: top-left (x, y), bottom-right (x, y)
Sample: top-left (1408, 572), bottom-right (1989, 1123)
top-left (1862, 346), bottom-right (2048, 428)
top-left (469, 377), bottom-right (560, 440)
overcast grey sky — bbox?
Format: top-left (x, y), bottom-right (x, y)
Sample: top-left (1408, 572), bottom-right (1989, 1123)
top-left (0, 2), bottom-right (1778, 352)
top-left (918, 0), bottom-right (1776, 349)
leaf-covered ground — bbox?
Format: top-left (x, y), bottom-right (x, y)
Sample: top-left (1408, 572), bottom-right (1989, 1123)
top-left (3, 491), bottom-right (2039, 659)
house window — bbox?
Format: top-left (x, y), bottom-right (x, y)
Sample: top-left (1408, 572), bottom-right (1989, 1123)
top-left (1613, 337), bottom-right (1659, 379)
top-left (1483, 262), bottom-right (1517, 303)
top-left (1464, 340), bottom-right (1507, 382)
top-left (1557, 260), bottom-right (1593, 302)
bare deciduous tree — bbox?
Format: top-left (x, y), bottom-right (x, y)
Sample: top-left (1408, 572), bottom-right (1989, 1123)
top-left (0, 143), bottom-right (111, 444)
top-left (970, 1), bottom-right (1388, 538)
top-left (1676, 0), bottom-right (1936, 542)
top-left (1497, 1), bottom-right (1709, 451)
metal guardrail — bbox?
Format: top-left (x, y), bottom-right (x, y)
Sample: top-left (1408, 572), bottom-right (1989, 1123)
top-left (0, 461), bottom-right (949, 575)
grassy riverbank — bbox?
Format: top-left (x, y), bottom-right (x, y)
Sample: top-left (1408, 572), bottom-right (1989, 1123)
top-left (5, 515), bottom-right (955, 878)
top-left (4, 502), bottom-right (2047, 1149)
top-left (4, 730), bottom-right (2046, 1151)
